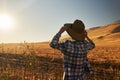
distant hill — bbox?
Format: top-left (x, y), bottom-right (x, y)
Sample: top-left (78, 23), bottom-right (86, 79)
top-left (1, 20), bottom-right (120, 53)
top-left (61, 20), bottom-right (120, 46)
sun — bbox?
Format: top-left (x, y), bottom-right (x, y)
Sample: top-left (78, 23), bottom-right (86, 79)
top-left (0, 14), bottom-right (14, 31)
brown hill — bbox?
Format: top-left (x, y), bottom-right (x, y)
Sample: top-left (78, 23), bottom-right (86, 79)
top-left (61, 20), bottom-right (120, 46)
top-left (1, 20), bottom-right (120, 54)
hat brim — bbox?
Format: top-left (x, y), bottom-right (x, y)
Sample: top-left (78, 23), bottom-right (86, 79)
top-left (65, 26), bottom-right (85, 41)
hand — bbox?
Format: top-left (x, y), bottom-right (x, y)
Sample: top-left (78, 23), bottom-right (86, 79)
top-left (84, 30), bottom-right (92, 41)
top-left (58, 26), bottom-right (66, 34)
top-left (84, 30), bottom-right (88, 38)
top-left (84, 30), bottom-right (90, 40)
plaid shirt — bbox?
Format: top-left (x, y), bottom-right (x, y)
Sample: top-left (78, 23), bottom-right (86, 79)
top-left (50, 33), bottom-right (95, 80)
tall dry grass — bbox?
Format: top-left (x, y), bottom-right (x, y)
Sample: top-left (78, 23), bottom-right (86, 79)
top-left (0, 42), bottom-right (120, 80)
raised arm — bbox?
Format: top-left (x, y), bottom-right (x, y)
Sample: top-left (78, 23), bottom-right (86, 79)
top-left (58, 26), bottom-right (66, 34)
top-left (49, 27), bottom-right (66, 49)
top-left (84, 30), bottom-right (95, 50)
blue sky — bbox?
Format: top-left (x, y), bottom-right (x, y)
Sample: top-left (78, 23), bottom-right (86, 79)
top-left (0, 0), bottom-right (120, 43)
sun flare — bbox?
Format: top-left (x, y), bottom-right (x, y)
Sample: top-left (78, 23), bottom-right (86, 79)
top-left (0, 14), bottom-right (14, 30)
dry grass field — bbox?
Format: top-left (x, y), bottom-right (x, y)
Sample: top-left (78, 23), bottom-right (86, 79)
top-left (0, 20), bottom-right (120, 80)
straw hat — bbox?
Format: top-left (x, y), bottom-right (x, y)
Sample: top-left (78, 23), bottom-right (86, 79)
top-left (64, 19), bottom-right (85, 41)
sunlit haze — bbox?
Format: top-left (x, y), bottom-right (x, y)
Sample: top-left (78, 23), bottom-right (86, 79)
top-left (0, 14), bottom-right (14, 31)
top-left (0, 0), bottom-right (120, 43)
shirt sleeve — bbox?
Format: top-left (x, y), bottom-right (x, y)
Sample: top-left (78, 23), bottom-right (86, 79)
top-left (85, 41), bottom-right (95, 50)
top-left (49, 33), bottom-right (66, 51)
top-left (84, 59), bottom-right (93, 75)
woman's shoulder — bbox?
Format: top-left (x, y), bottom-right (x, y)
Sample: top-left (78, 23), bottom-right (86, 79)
top-left (63, 40), bottom-right (72, 43)
top-left (62, 40), bottom-right (88, 44)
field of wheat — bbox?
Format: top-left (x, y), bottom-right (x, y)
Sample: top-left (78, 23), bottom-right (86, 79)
top-left (0, 42), bottom-right (120, 80)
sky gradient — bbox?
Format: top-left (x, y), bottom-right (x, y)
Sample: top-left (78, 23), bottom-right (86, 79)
top-left (0, 0), bottom-right (120, 43)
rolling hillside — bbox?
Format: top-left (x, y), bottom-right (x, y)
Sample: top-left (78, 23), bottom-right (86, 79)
top-left (61, 20), bottom-right (120, 46)
top-left (0, 20), bottom-right (120, 54)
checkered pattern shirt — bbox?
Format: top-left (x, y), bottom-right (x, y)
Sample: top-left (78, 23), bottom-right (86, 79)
top-left (50, 33), bottom-right (95, 80)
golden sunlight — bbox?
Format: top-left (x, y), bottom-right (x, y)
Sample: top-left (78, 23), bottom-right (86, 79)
top-left (0, 14), bottom-right (14, 31)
